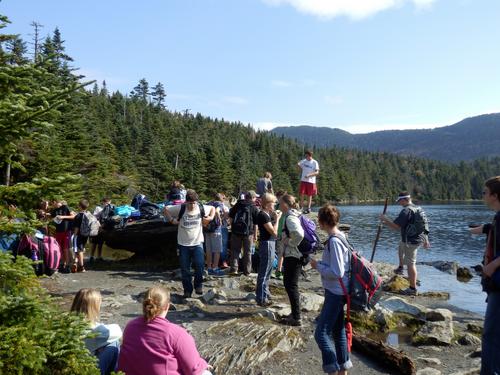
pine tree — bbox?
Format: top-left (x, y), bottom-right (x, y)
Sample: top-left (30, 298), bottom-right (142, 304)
top-left (151, 81), bottom-right (166, 109)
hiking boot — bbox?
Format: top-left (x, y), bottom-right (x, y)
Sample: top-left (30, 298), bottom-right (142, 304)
top-left (195, 287), bottom-right (203, 295)
top-left (257, 300), bottom-right (272, 307)
top-left (394, 266), bottom-right (404, 275)
top-left (400, 287), bottom-right (417, 296)
top-left (280, 315), bottom-right (302, 327)
top-left (71, 264), bottom-right (78, 273)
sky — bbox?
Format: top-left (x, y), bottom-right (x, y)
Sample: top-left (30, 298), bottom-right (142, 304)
top-left (3, 0), bottom-right (500, 133)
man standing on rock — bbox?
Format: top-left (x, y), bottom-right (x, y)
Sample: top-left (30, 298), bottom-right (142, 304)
top-left (164, 190), bottom-right (215, 298)
top-left (297, 150), bottom-right (319, 214)
top-left (380, 192), bottom-right (430, 296)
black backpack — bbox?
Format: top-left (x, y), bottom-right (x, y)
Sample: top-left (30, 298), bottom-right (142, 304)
top-left (139, 201), bottom-right (160, 220)
top-left (206, 202), bottom-right (223, 233)
top-left (405, 205), bottom-right (429, 241)
top-left (99, 204), bottom-right (115, 223)
top-left (178, 203), bottom-right (206, 222)
top-left (231, 204), bottom-right (253, 236)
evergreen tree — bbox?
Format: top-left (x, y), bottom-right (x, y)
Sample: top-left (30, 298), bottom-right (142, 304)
top-left (151, 81), bottom-right (166, 109)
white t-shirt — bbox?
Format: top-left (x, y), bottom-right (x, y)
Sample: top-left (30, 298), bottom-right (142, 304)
top-left (299, 158), bottom-right (320, 184)
top-left (167, 204), bottom-right (212, 246)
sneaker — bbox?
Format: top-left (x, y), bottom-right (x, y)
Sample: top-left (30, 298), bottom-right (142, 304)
top-left (394, 266), bottom-right (404, 275)
top-left (212, 268), bottom-right (225, 277)
top-left (229, 269), bottom-right (239, 276)
top-left (70, 264), bottom-right (77, 273)
top-left (280, 315), bottom-right (302, 327)
top-left (77, 265), bottom-right (86, 273)
top-left (195, 287), bottom-right (203, 295)
top-left (400, 287), bottom-right (417, 296)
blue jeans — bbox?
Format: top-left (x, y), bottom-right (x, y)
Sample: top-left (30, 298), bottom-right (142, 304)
top-left (221, 227), bottom-right (229, 262)
top-left (256, 240), bottom-right (275, 303)
top-left (314, 289), bottom-right (351, 373)
top-left (482, 291), bottom-right (500, 375)
top-left (96, 341), bottom-right (120, 375)
top-left (178, 244), bottom-right (204, 294)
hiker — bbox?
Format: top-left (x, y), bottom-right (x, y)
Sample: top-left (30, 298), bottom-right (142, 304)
top-left (166, 180), bottom-right (186, 205)
top-left (51, 199), bottom-right (76, 273)
top-left (255, 193), bottom-right (282, 306)
top-left (71, 288), bottom-right (122, 375)
top-left (220, 194), bottom-right (231, 268)
top-left (228, 191), bottom-right (260, 276)
top-left (279, 194), bottom-right (304, 326)
top-left (118, 286), bottom-right (213, 375)
top-left (72, 199), bottom-right (97, 273)
top-left (311, 204), bottom-right (353, 375)
top-left (475, 176), bottom-right (500, 375)
top-left (205, 193), bottom-right (227, 276)
top-left (256, 172), bottom-right (274, 196)
top-left (90, 197), bottom-right (115, 263)
top-left (164, 190), bottom-right (215, 297)
top-left (297, 150), bottom-right (319, 214)
top-left (380, 192), bottom-right (430, 296)
top-left (274, 190), bottom-right (287, 280)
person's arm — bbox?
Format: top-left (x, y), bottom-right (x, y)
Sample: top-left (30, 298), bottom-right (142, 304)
top-left (164, 205), bottom-right (181, 225)
top-left (484, 218), bottom-right (500, 276)
top-left (306, 171), bottom-right (320, 178)
top-left (380, 214), bottom-right (401, 231)
top-left (174, 329), bottom-right (209, 375)
top-left (202, 206), bottom-right (215, 226)
top-left (286, 215), bottom-right (304, 248)
top-left (263, 212), bottom-right (281, 238)
top-left (315, 239), bottom-right (346, 279)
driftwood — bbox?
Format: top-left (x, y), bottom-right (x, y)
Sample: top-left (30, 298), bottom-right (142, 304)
top-left (353, 333), bottom-right (416, 375)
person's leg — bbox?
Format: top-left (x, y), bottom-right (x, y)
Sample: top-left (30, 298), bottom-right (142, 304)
top-left (307, 194), bottom-right (313, 210)
top-left (230, 234), bottom-right (242, 273)
top-left (221, 227), bottom-right (229, 265)
top-left (205, 234), bottom-right (214, 270)
top-left (192, 244), bottom-right (205, 293)
top-left (178, 245), bottom-right (193, 296)
top-left (263, 241), bottom-right (276, 301)
top-left (97, 235), bottom-right (104, 259)
top-left (212, 232), bottom-right (222, 271)
top-left (242, 235), bottom-right (252, 275)
top-left (283, 256), bottom-right (301, 320)
top-left (90, 238), bottom-right (97, 259)
top-left (96, 341), bottom-right (120, 375)
top-left (256, 240), bottom-right (270, 303)
top-left (314, 290), bottom-right (343, 374)
top-left (405, 244), bottom-right (419, 290)
top-left (396, 241), bottom-right (405, 273)
top-left (332, 298), bottom-right (352, 372)
top-left (481, 291), bottom-right (500, 375)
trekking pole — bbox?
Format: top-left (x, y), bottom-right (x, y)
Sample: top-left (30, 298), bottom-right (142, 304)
top-left (370, 198), bottom-right (388, 263)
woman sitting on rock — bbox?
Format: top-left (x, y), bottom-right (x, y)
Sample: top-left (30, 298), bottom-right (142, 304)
top-left (71, 288), bottom-right (122, 375)
top-left (310, 204), bottom-right (353, 375)
top-left (118, 286), bottom-right (212, 375)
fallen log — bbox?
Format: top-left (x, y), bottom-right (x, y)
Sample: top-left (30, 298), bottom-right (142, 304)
top-left (353, 333), bottom-right (416, 375)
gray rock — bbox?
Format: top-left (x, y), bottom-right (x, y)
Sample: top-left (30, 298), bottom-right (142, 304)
top-left (457, 267), bottom-right (474, 281)
top-left (458, 333), bottom-right (481, 346)
top-left (245, 292), bottom-right (257, 301)
top-left (379, 296), bottom-right (427, 317)
top-left (185, 298), bottom-right (205, 310)
top-left (421, 261), bottom-right (458, 275)
top-left (448, 368), bottom-right (481, 375)
top-left (417, 368), bottom-right (441, 375)
top-left (268, 303), bottom-right (291, 318)
top-left (414, 319), bottom-right (454, 346)
top-left (201, 288), bottom-right (217, 303)
top-left (418, 357), bottom-right (442, 365)
top-left (372, 305), bottom-right (394, 327)
top-left (426, 308), bottom-right (453, 322)
top-left (299, 292), bottom-right (324, 312)
top-left (222, 278), bottom-right (240, 290)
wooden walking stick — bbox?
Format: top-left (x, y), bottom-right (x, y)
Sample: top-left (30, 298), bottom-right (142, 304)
top-left (370, 198), bottom-right (388, 263)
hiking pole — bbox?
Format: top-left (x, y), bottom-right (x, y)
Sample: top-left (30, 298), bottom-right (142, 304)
top-left (370, 198), bottom-right (388, 263)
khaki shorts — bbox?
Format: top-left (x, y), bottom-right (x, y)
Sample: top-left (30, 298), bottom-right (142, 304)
top-left (398, 241), bottom-right (420, 265)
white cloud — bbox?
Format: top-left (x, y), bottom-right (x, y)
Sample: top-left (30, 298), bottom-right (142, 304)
top-left (262, 0), bottom-right (437, 20)
top-left (251, 121), bottom-right (290, 131)
top-left (271, 80), bottom-right (293, 87)
top-left (223, 96), bottom-right (249, 105)
top-left (324, 95), bottom-right (343, 106)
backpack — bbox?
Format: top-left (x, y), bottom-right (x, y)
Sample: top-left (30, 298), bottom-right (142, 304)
top-left (332, 234), bottom-right (382, 312)
top-left (206, 202), bottom-right (223, 233)
top-left (139, 201), bottom-right (160, 220)
top-left (17, 234), bottom-right (61, 276)
top-left (80, 212), bottom-right (100, 237)
top-left (99, 204), bottom-right (115, 224)
top-left (231, 204), bottom-right (253, 236)
top-left (131, 194), bottom-right (146, 210)
top-left (283, 214), bottom-right (320, 257)
top-left (405, 205), bottom-right (429, 241)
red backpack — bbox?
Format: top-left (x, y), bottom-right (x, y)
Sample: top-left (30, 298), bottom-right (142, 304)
top-left (17, 233), bottom-right (61, 276)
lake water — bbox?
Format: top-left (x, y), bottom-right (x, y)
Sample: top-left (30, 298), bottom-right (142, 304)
top-left (333, 203), bottom-right (494, 315)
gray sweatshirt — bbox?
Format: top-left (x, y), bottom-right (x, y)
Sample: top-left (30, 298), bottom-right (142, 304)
top-left (316, 233), bottom-right (350, 296)
top-left (282, 210), bottom-right (304, 259)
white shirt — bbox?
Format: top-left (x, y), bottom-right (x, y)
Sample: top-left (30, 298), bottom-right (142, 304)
top-left (299, 158), bottom-right (320, 184)
top-left (167, 204), bottom-right (212, 246)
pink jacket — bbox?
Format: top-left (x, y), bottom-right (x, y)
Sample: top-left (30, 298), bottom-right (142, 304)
top-left (118, 316), bottom-right (208, 375)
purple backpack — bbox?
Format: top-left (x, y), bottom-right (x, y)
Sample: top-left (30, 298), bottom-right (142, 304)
top-left (284, 214), bottom-right (320, 256)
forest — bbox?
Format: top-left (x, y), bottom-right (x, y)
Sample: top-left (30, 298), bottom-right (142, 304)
top-left (2, 15), bottom-right (500, 218)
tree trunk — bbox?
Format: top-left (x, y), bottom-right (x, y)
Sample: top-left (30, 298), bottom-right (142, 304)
top-left (5, 162), bottom-right (11, 186)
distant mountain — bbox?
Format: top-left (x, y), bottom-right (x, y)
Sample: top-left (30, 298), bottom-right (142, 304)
top-left (271, 114), bottom-right (500, 162)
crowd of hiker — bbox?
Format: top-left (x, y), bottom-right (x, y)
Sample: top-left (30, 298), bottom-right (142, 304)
top-left (3, 149), bottom-right (500, 375)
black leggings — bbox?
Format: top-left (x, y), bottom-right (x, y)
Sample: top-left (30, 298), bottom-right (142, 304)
top-left (283, 256), bottom-right (302, 320)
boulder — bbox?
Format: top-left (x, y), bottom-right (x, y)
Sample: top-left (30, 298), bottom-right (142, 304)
top-left (458, 333), bottom-right (481, 346)
top-left (418, 291), bottom-right (450, 299)
top-left (268, 303), bottom-right (292, 318)
top-left (372, 305), bottom-right (394, 327)
top-left (201, 289), bottom-right (217, 303)
top-left (185, 298), bottom-right (205, 310)
top-left (414, 319), bottom-right (454, 346)
top-left (466, 323), bottom-right (483, 335)
top-left (300, 292), bottom-right (324, 312)
top-left (383, 275), bottom-right (410, 292)
top-left (457, 267), bottom-right (473, 282)
top-left (426, 308), bottom-right (453, 322)
top-left (419, 261), bottom-right (458, 275)
top-left (379, 296), bottom-right (427, 318)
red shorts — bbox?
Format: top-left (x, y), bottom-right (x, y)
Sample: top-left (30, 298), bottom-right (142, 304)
top-left (55, 231), bottom-right (71, 250)
top-left (299, 181), bottom-right (317, 196)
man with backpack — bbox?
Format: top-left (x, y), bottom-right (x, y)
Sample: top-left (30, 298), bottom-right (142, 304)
top-left (51, 199), bottom-right (76, 273)
top-left (229, 191), bottom-right (260, 276)
top-left (380, 191), bottom-right (430, 296)
top-left (89, 197), bottom-right (115, 264)
top-left (72, 199), bottom-right (100, 273)
top-left (205, 193), bottom-right (227, 276)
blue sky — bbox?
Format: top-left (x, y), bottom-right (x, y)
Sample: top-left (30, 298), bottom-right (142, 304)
top-left (3, 0), bottom-right (500, 133)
